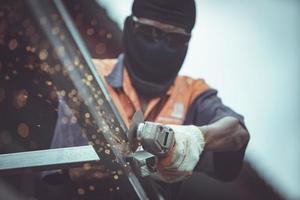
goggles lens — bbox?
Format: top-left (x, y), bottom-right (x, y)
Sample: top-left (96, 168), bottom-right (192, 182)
top-left (131, 17), bottom-right (191, 48)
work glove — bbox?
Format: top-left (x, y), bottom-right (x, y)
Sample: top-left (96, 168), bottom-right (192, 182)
top-left (155, 125), bottom-right (205, 183)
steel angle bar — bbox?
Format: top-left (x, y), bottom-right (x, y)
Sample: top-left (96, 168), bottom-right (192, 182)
top-left (0, 145), bottom-right (99, 175)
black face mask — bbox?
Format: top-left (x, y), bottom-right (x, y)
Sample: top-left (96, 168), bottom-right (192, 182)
top-left (123, 16), bottom-right (189, 98)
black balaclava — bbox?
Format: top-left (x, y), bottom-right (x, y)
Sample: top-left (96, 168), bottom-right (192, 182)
top-left (123, 0), bottom-right (196, 98)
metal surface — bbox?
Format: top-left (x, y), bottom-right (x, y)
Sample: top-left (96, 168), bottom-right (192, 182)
top-left (0, 1), bottom-right (160, 198)
top-left (19, 0), bottom-right (150, 199)
top-left (0, 145), bottom-right (99, 175)
top-left (51, 0), bottom-right (149, 199)
top-left (126, 151), bottom-right (155, 177)
top-left (128, 110), bottom-right (144, 151)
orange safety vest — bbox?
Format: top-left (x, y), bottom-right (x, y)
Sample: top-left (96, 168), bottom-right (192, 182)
top-left (92, 58), bottom-right (210, 127)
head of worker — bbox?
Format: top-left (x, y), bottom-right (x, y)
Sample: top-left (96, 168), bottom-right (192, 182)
top-left (123, 0), bottom-right (196, 98)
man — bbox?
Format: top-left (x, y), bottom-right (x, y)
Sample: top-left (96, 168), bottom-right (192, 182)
top-left (46, 0), bottom-right (249, 199)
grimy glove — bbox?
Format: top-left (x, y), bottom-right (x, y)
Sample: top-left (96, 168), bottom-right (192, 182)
top-left (155, 125), bottom-right (205, 183)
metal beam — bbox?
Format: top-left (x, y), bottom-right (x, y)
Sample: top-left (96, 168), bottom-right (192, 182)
top-left (0, 145), bottom-right (99, 175)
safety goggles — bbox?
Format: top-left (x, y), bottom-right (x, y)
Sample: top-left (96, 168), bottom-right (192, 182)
top-left (130, 16), bottom-right (191, 48)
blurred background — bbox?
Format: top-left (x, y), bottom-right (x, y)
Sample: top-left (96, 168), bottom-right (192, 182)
top-left (0, 0), bottom-right (299, 199)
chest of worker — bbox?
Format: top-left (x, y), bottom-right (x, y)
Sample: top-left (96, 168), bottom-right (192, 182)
top-left (113, 84), bottom-right (192, 126)
top-left (93, 58), bottom-right (209, 127)
top-left (108, 77), bottom-right (208, 126)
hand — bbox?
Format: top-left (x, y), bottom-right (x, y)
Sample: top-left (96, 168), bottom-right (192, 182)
top-left (155, 125), bottom-right (205, 183)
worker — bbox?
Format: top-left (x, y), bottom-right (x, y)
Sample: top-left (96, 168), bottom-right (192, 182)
top-left (45, 0), bottom-right (250, 199)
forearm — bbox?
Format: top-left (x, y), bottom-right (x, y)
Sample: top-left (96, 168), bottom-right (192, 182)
top-left (195, 116), bottom-right (249, 180)
top-left (199, 116), bottom-right (249, 152)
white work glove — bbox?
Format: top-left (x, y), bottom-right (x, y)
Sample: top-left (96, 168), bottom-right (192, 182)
top-left (155, 125), bottom-right (205, 183)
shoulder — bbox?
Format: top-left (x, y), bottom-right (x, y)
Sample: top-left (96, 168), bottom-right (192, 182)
top-left (92, 58), bottom-right (118, 77)
top-left (184, 88), bottom-right (245, 126)
top-left (175, 75), bottom-right (210, 104)
top-left (176, 75), bottom-right (209, 90)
